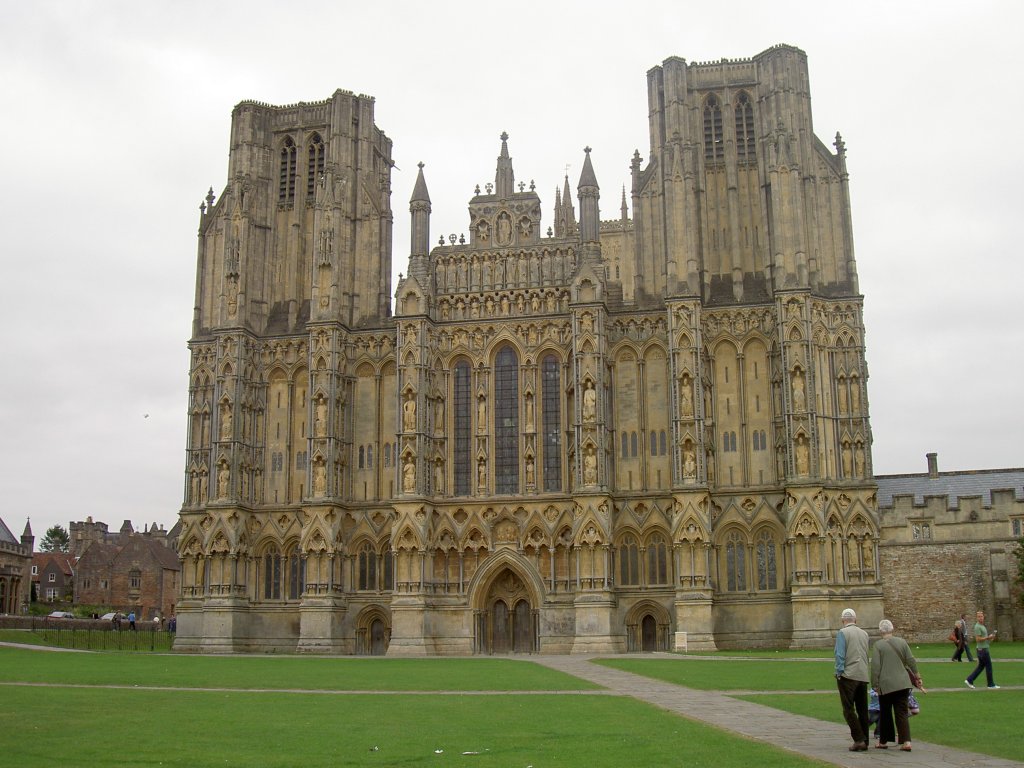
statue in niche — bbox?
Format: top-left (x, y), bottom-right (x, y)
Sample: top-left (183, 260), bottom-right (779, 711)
top-left (531, 294), bottom-right (540, 312)
top-left (524, 394), bottom-right (534, 425)
top-left (314, 461), bottom-right (326, 495)
top-left (519, 217), bottom-right (531, 237)
top-left (791, 370), bottom-right (806, 411)
top-left (485, 296), bottom-right (495, 316)
top-left (220, 403), bottom-right (232, 440)
top-left (477, 460), bottom-right (486, 490)
top-left (403, 457), bottom-right (416, 493)
top-left (795, 437), bottom-right (809, 476)
top-left (500, 295), bottom-right (510, 315)
top-left (190, 472), bottom-right (200, 503)
top-left (434, 398), bottom-right (444, 434)
top-left (496, 213), bottom-right (512, 246)
top-left (837, 381), bottom-right (848, 414)
top-left (583, 446), bottom-right (598, 486)
top-left (477, 398), bottom-right (486, 433)
top-left (226, 275), bottom-right (239, 317)
top-left (582, 381), bottom-right (597, 423)
top-left (434, 460), bottom-right (444, 494)
top-left (403, 393), bottom-right (416, 432)
top-left (314, 395), bottom-right (327, 437)
top-left (851, 381), bottom-right (861, 413)
top-left (842, 443), bottom-right (853, 476)
top-left (855, 444), bottom-right (865, 478)
top-left (217, 465), bottom-right (230, 499)
top-left (680, 378), bottom-right (694, 418)
top-left (526, 457), bottom-right (535, 486)
top-left (683, 449), bottom-right (697, 480)
top-left (477, 220), bottom-right (490, 243)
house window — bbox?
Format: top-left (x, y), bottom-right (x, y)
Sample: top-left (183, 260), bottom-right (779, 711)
top-left (48, 573), bottom-right (56, 583)
top-left (31, 566), bottom-right (37, 575)
top-left (494, 346), bottom-right (520, 494)
top-left (46, 588), bottom-right (57, 601)
top-left (100, 579), bottom-right (108, 590)
top-left (129, 570), bottom-right (141, 590)
top-left (1012, 518), bottom-right (1023, 538)
top-left (453, 361), bottom-right (472, 495)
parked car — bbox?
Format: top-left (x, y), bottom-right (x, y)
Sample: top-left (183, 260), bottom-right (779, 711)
top-left (46, 611), bottom-right (75, 619)
top-left (100, 612), bottom-right (126, 621)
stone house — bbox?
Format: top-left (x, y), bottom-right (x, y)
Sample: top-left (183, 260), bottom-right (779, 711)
top-left (75, 533), bottom-right (181, 620)
top-left (0, 517), bottom-right (33, 613)
top-left (32, 552), bottom-right (76, 603)
top-left (876, 453), bottom-right (1023, 642)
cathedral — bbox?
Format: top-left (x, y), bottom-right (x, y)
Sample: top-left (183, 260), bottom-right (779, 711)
top-left (175, 44), bottom-right (883, 654)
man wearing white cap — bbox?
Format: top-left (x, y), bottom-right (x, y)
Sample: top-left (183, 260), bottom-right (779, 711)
top-left (834, 607), bottom-right (870, 751)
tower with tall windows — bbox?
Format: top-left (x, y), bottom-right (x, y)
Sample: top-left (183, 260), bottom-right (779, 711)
top-left (176, 45), bottom-right (882, 654)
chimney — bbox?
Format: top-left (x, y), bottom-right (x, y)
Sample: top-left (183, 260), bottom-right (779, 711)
top-left (926, 452), bottom-right (939, 478)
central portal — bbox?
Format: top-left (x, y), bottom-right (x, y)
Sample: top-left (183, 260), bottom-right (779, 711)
top-left (477, 567), bottom-right (537, 654)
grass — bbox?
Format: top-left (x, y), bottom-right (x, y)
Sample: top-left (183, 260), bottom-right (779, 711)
top-left (739, 691), bottom-right (1024, 761)
top-left (681, 640), bottom-right (1024, 659)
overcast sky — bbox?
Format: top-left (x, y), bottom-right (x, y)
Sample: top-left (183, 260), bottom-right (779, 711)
top-left (1, 1), bottom-right (1020, 542)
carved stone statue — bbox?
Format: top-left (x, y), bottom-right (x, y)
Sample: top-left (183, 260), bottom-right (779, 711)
top-left (680, 378), bottom-right (693, 418)
top-left (684, 450), bottom-right (697, 480)
top-left (583, 446), bottom-right (597, 486)
top-left (403, 394), bottom-right (416, 432)
top-left (842, 443), bottom-right (853, 476)
top-left (217, 465), bottom-right (230, 499)
top-left (791, 371), bottom-right (806, 412)
top-left (220, 403), bottom-right (232, 440)
top-left (315, 395), bottom-right (328, 437)
top-left (477, 398), bottom-right (486, 433)
top-left (795, 437), bottom-right (809, 476)
top-left (526, 457), bottom-right (535, 486)
top-left (403, 457), bottom-right (416, 493)
top-left (314, 460), bottom-right (326, 495)
top-left (582, 381), bottom-right (597, 423)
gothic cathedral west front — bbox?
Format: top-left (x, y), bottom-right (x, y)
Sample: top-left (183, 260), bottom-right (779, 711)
top-left (175, 44), bottom-right (883, 654)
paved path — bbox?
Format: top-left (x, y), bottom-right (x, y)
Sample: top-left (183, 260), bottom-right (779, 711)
top-left (531, 654), bottom-right (1023, 768)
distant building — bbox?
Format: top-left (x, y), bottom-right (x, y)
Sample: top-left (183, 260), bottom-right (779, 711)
top-left (32, 551), bottom-right (75, 603)
top-left (0, 517), bottom-right (33, 613)
top-left (877, 453), bottom-right (1024, 641)
top-left (73, 521), bottom-right (181, 619)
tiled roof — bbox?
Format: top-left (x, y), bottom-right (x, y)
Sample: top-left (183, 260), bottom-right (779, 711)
top-left (0, 517), bottom-right (16, 544)
top-left (875, 468), bottom-right (1024, 508)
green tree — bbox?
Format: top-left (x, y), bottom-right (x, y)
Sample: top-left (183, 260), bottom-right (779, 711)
top-left (40, 524), bottom-right (70, 552)
top-left (1015, 537), bottom-right (1024, 607)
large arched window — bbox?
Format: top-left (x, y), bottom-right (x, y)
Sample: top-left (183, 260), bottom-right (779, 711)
top-left (307, 133), bottom-right (325, 197)
top-left (541, 354), bottom-right (562, 491)
top-left (755, 529), bottom-right (778, 590)
top-left (619, 534), bottom-right (640, 586)
top-left (646, 533), bottom-right (669, 585)
top-left (494, 346), bottom-right (519, 494)
top-left (287, 545), bottom-right (305, 600)
top-left (453, 361), bottom-right (472, 495)
top-left (734, 92), bottom-right (755, 162)
top-left (263, 545), bottom-right (282, 600)
top-left (725, 530), bottom-right (746, 592)
top-left (357, 542), bottom-right (377, 591)
top-left (703, 95), bottom-right (724, 162)
top-left (279, 137), bottom-right (297, 205)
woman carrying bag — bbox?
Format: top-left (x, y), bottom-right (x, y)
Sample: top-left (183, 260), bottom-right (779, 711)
top-left (871, 619), bottom-right (923, 752)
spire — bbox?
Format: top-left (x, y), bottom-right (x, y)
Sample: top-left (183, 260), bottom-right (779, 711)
top-left (21, 518), bottom-right (33, 548)
top-left (410, 161), bottom-right (431, 205)
top-left (494, 131), bottom-right (515, 199)
top-left (555, 174), bottom-right (576, 237)
top-left (409, 162), bottom-right (431, 259)
top-left (577, 147), bottom-right (600, 243)
top-left (620, 185), bottom-right (628, 221)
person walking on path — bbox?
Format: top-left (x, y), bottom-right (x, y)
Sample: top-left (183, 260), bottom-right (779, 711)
top-left (871, 619), bottom-right (920, 752)
top-left (128, 611), bottom-right (136, 631)
top-left (965, 610), bottom-right (1000, 689)
top-left (952, 613), bottom-right (974, 662)
top-left (834, 607), bottom-right (871, 752)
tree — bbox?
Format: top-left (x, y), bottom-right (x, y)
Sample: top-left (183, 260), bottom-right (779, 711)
top-left (1015, 537), bottom-right (1024, 607)
top-left (40, 524), bottom-right (70, 553)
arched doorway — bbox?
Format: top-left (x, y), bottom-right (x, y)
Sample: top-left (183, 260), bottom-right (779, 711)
top-left (369, 618), bottom-right (387, 655)
top-left (640, 614), bottom-right (657, 652)
top-left (356, 606), bottom-right (390, 656)
top-left (477, 568), bottom-right (537, 654)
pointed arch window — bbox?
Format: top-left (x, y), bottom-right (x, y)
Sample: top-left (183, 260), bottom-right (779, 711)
top-left (357, 542), bottom-right (377, 591)
top-left (279, 137), bottom-right (297, 205)
top-left (453, 361), bottom-right (472, 495)
top-left (725, 530), bottom-right (746, 591)
top-left (646, 533), bottom-right (669, 585)
top-left (619, 535), bottom-right (640, 586)
top-left (755, 529), bottom-right (778, 590)
top-left (734, 92), bottom-right (756, 162)
top-left (494, 346), bottom-right (520, 494)
top-left (263, 546), bottom-right (282, 599)
top-left (703, 95), bottom-right (724, 162)
top-left (287, 545), bottom-right (305, 599)
top-left (541, 354), bottom-right (562, 491)
top-left (307, 133), bottom-right (325, 197)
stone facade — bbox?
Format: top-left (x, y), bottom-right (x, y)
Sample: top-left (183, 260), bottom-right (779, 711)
top-left (175, 44), bottom-right (884, 654)
top-left (877, 454), bottom-right (1023, 642)
top-left (0, 517), bottom-right (32, 614)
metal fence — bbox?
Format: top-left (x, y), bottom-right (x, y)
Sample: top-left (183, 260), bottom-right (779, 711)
top-left (2, 617), bottom-right (175, 651)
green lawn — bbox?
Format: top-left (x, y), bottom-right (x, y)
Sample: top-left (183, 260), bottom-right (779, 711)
top-left (739, 690), bottom-right (1024, 762)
